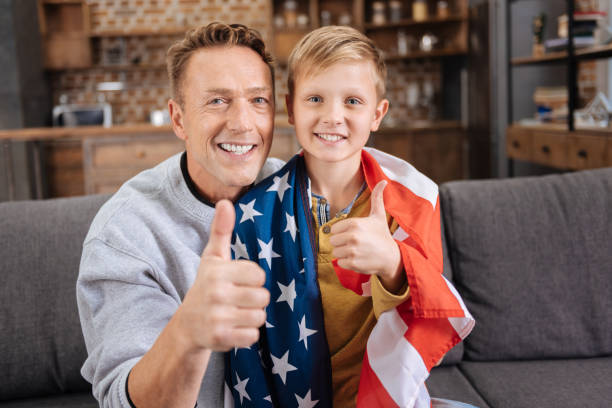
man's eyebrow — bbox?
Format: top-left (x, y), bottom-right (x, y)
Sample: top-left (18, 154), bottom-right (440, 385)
top-left (203, 87), bottom-right (272, 95)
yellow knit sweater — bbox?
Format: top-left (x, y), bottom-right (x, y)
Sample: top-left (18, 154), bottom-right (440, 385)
top-left (311, 189), bottom-right (409, 407)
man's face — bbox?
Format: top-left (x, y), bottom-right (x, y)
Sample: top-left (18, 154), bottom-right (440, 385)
top-left (170, 46), bottom-right (274, 202)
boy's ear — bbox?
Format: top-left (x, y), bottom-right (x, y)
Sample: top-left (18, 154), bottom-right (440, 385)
top-left (285, 94), bottom-right (294, 125)
top-left (370, 98), bottom-right (389, 132)
top-left (169, 99), bottom-right (187, 141)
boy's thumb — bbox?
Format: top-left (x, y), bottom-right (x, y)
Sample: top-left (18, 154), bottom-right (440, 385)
top-left (202, 199), bottom-right (236, 260)
top-left (369, 180), bottom-right (387, 219)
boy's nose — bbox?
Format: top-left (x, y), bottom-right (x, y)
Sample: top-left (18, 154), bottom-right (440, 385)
top-left (321, 102), bottom-right (344, 125)
top-left (227, 99), bottom-right (254, 133)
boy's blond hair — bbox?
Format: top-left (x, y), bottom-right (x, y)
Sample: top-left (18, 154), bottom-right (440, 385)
top-left (167, 22), bottom-right (274, 107)
top-left (287, 26), bottom-right (386, 99)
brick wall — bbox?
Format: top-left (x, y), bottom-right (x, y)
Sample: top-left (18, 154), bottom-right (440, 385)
top-left (51, 0), bottom-right (439, 126)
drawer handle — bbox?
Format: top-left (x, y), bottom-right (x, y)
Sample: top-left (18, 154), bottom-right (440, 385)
top-left (512, 140), bottom-right (520, 148)
top-left (541, 145), bottom-right (551, 154)
top-left (136, 151), bottom-right (146, 159)
top-left (577, 149), bottom-right (588, 159)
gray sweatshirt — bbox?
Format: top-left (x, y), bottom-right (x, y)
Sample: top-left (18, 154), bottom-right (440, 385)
top-left (77, 153), bottom-right (284, 407)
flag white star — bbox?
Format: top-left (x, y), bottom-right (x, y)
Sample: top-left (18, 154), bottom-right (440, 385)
top-left (271, 350), bottom-right (297, 384)
top-left (258, 238), bottom-right (281, 269)
top-left (284, 212), bottom-right (297, 241)
top-left (276, 279), bottom-right (297, 311)
top-left (298, 315), bottom-right (317, 350)
top-left (231, 235), bottom-right (249, 260)
top-left (239, 199), bottom-right (262, 224)
top-left (295, 390), bottom-right (319, 408)
top-left (266, 171), bottom-right (292, 202)
top-left (233, 372), bottom-right (251, 405)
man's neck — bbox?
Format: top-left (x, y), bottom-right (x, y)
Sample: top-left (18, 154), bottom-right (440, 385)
top-left (305, 152), bottom-right (364, 216)
top-left (184, 152), bottom-right (246, 204)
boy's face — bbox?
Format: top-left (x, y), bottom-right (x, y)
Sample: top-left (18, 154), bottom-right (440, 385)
top-left (287, 61), bottom-right (388, 168)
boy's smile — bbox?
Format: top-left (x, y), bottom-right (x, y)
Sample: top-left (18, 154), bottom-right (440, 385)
top-left (288, 61), bottom-right (388, 170)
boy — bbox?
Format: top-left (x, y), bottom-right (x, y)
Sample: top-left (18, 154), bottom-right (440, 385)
top-left (226, 26), bottom-right (475, 408)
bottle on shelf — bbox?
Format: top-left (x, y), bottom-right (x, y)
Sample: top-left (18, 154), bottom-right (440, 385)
top-left (372, 1), bottom-right (386, 25)
top-left (413, 0), bottom-right (428, 22)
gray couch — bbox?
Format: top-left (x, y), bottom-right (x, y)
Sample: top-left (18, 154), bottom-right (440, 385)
top-left (1, 168), bottom-right (611, 407)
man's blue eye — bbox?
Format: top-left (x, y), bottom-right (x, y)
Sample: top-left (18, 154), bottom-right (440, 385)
top-left (254, 97), bottom-right (267, 104)
top-left (210, 98), bottom-right (224, 105)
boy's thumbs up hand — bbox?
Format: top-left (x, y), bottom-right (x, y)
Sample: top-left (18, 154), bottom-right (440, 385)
top-left (330, 180), bottom-right (405, 293)
top-left (177, 200), bottom-right (270, 352)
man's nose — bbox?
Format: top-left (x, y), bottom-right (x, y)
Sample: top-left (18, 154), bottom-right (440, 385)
top-left (226, 99), bottom-right (254, 134)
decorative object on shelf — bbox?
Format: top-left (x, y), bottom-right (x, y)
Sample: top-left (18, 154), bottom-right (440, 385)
top-left (437, 1), bottom-right (450, 18)
top-left (274, 14), bottom-right (285, 29)
top-left (283, 0), bottom-right (298, 29)
top-left (389, 1), bottom-right (403, 23)
top-left (534, 86), bottom-right (568, 123)
top-left (532, 13), bottom-right (546, 57)
top-left (574, 92), bottom-right (612, 128)
top-left (320, 10), bottom-right (332, 26)
top-left (297, 13), bottom-right (310, 29)
top-left (397, 29), bottom-right (409, 55)
top-left (413, 0), bottom-right (428, 22)
top-left (372, 1), bottom-right (386, 25)
top-left (419, 32), bottom-right (439, 52)
top-left (338, 11), bottom-right (352, 26)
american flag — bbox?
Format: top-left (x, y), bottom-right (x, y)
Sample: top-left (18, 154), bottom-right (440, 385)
top-left (225, 148), bottom-right (475, 408)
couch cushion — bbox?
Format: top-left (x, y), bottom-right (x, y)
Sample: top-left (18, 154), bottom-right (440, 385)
top-left (426, 366), bottom-right (490, 407)
top-left (440, 168), bottom-right (612, 361)
top-left (0, 392), bottom-right (97, 407)
top-left (0, 195), bottom-right (110, 400)
top-left (459, 357), bottom-right (612, 408)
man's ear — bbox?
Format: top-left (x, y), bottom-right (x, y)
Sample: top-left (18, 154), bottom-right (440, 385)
top-left (285, 94), bottom-right (294, 125)
top-left (168, 99), bottom-right (187, 141)
top-left (370, 98), bottom-right (389, 132)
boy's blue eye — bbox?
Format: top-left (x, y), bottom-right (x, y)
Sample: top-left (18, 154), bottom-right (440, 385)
top-left (307, 96), bottom-right (322, 103)
top-left (346, 98), bottom-right (361, 105)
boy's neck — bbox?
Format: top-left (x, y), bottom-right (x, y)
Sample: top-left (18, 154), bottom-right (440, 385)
top-left (304, 152), bottom-right (364, 217)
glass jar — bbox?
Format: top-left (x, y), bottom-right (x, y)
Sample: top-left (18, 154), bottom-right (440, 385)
top-left (389, 1), bottom-right (402, 22)
top-left (412, 0), bottom-right (428, 22)
top-left (283, 0), bottom-right (298, 29)
top-left (372, 1), bottom-right (386, 25)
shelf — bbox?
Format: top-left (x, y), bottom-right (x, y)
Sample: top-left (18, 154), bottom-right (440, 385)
top-left (90, 28), bottom-right (187, 37)
top-left (45, 64), bottom-right (167, 72)
top-left (364, 15), bottom-right (467, 31)
top-left (511, 51), bottom-right (568, 65)
top-left (510, 122), bottom-right (612, 134)
top-left (512, 43), bottom-right (612, 65)
top-left (385, 48), bottom-right (467, 61)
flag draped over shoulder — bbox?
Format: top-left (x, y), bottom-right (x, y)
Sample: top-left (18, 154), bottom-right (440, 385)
top-left (225, 148), bottom-right (475, 408)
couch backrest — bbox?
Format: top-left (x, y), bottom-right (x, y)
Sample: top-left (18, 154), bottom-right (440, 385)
top-left (0, 194), bottom-right (109, 400)
top-left (440, 168), bottom-right (612, 362)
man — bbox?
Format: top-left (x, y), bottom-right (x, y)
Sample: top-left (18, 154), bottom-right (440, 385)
top-left (77, 22), bottom-right (282, 407)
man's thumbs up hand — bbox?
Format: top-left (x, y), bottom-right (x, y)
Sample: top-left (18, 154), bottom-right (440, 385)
top-left (178, 200), bottom-right (270, 352)
top-left (329, 180), bottom-right (405, 293)
top-left (202, 199), bottom-right (235, 260)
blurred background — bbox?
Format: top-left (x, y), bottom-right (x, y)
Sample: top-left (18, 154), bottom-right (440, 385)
top-left (1, 0), bottom-right (611, 201)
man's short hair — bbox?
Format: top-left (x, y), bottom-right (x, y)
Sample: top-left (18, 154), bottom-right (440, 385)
top-left (287, 25), bottom-right (387, 100)
top-left (167, 22), bottom-right (274, 107)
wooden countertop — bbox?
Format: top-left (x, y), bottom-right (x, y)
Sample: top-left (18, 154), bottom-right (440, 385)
top-left (0, 119), bottom-right (465, 142)
top-left (0, 124), bottom-right (174, 141)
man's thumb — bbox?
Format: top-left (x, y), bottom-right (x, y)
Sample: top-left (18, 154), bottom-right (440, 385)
top-left (202, 199), bottom-right (236, 260)
top-left (369, 180), bottom-right (387, 218)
